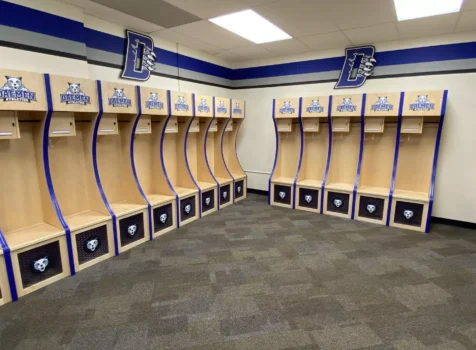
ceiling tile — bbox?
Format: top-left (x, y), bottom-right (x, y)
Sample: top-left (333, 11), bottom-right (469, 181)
top-left (90, 0), bottom-right (200, 28)
top-left (462, 0), bottom-right (476, 11)
top-left (172, 20), bottom-right (252, 49)
top-left (397, 13), bottom-right (459, 39)
top-left (321, 0), bottom-right (397, 30)
top-left (344, 23), bottom-right (398, 45)
top-left (262, 39), bottom-right (310, 55)
top-left (163, 0), bottom-right (248, 19)
top-left (456, 10), bottom-right (476, 32)
top-left (254, 0), bottom-right (339, 37)
top-left (298, 31), bottom-right (352, 51)
top-left (228, 45), bottom-right (273, 59)
top-left (153, 29), bottom-right (222, 53)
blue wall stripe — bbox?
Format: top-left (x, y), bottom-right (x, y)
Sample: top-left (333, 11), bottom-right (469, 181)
top-left (386, 92), bottom-right (405, 226)
top-left (425, 89), bottom-right (448, 233)
top-left (43, 73), bottom-right (75, 276)
top-left (321, 96), bottom-right (333, 214)
top-left (131, 86), bottom-right (153, 240)
top-left (184, 95), bottom-right (201, 217)
top-left (351, 94), bottom-right (366, 220)
top-left (268, 99), bottom-right (278, 205)
top-left (293, 98), bottom-right (304, 210)
top-left (0, 229), bottom-right (18, 302)
top-left (93, 81), bottom-right (119, 256)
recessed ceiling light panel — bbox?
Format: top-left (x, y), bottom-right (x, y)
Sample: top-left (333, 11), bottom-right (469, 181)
top-left (394, 0), bottom-right (463, 21)
top-left (209, 10), bottom-right (292, 44)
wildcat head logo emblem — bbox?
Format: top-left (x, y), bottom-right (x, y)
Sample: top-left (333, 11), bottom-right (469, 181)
top-left (159, 213), bottom-right (167, 224)
top-left (306, 99), bottom-right (324, 114)
top-left (403, 210), bottom-right (414, 220)
top-left (205, 197), bottom-right (211, 206)
top-left (237, 186), bottom-right (241, 194)
top-left (409, 95), bottom-right (435, 111)
top-left (184, 204), bottom-right (192, 214)
top-left (198, 98), bottom-right (210, 113)
top-left (279, 101), bottom-right (295, 114)
top-left (335, 46), bottom-right (376, 89)
top-left (305, 195), bottom-right (312, 203)
top-left (217, 100), bottom-right (228, 114)
top-left (109, 88), bottom-right (132, 108)
top-left (334, 199), bottom-right (343, 208)
top-left (223, 191), bottom-right (228, 199)
top-left (233, 102), bottom-right (243, 115)
top-left (85, 238), bottom-right (99, 252)
top-left (279, 191), bottom-right (286, 199)
top-left (33, 257), bottom-right (49, 273)
top-left (0, 76), bottom-right (37, 103)
top-left (366, 204), bottom-right (376, 214)
top-left (127, 224), bottom-right (137, 236)
top-left (122, 30), bottom-right (156, 81)
top-left (371, 96), bottom-right (393, 112)
top-left (146, 92), bottom-right (164, 109)
top-left (175, 96), bottom-right (189, 111)
top-left (336, 98), bottom-right (357, 113)
top-left (60, 82), bottom-right (91, 105)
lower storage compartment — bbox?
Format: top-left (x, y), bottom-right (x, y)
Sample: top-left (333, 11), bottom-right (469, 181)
top-left (180, 195), bottom-right (197, 223)
top-left (394, 200), bottom-right (425, 228)
top-left (326, 191), bottom-right (350, 215)
top-left (153, 203), bottom-right (174, 235)
top-left (74, 223), bottom-right (111, 269)
top-left (201, 189), bottom-right (216, 214)
top-left (119, 212), bottom-right (145, 248)
top-left (235, 179), bottom-right (245, 200)
top-left (220, 184), bottom-right (231, 206)
top-left (273, 184), bottom-right (292, 206)
top-left (298, 187), bottom-right (319, 211)
top-left (357, 196), bottom-right (385, 222)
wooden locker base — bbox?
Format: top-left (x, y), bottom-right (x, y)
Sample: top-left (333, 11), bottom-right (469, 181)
top-left (234, 175), bottom-right (247, 202)
top-left (0, 254), bottom-right (12, 305)
top-left (355, 192), bottom-right (389, 225)
top-left (270, 181), bottom-right (293, 209)
top-left (323, 186), bottom-right (353, 219)
top-left (151, 200), bottom-right (176, 238)
top-left (71, 219), bottom-right (114, 272)
top-left (116, 208), bottom-right (149, 254)
top-left (179, 194), bottom-right (199, 226)
top-left (296, 186), bottom-right (320, 213)
top-left (390, 190), bottom-right (429, 232)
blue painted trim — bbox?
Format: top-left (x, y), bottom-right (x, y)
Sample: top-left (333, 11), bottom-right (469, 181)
top-left (43, 74), bottom-right (75, 276)
top-left (184, 97), bottom-right (201, 217)
top-left (293, 97), bottom-right (304, 209)
top-left (221, 115), bottom-right (235, 205)
top-left (425, 90), bottom-right (448, 233)
top-left (131, 86), bottom-right (153, 240)
top-left (321, 96), bottom-right (333, 214)
top-left (269, 99), bottom-right (278, 205)
top-left (93, 81), bottom-right (119, 255)
top-left (351, 94), bottom-right (366, 220)
top-left (386, 92), bottom-right (405, 226)
top-left (204, 115), bottom-right (220, 210)
top-left (0, 229), bottom-right (18, 302)
top-left (162, 91), bottom-right (180, 228)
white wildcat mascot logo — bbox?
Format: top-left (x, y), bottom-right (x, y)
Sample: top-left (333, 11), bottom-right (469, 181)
top-left (33, 257), bottom-right (49, 273)
top-left (86, 238), bottom-right (99, 252)
top-left (337, 98), bottom-right (357, 112)
top-left (198, 98), bottom-right (210, 113)
top-left (279, 191), bottom-right (286, 199)
top-left (279, 101), bottom-right (295, 114)
top-left (306, 99), bottom-right (324, 113)
top-left (175, 96), bottom-right (189, 111)
top-left (159, 213), bottom-right (167, 224)
top-left (237, 186), bottom-right (241, 194)
top-left (305, 195), bottom-right (312, 203)
top-left (403, 210), bottom-right (414, 220)
top-left (127, 224), bottom-right (137, 236)
top-left (366, 204), bottom-right (376, 214)
top-left (409, 95), bottom-right (435, 111)
top-left (60, 82), bottom-right (90, 105)
top-left (205, 197), bottom-right (211, 206)
top-left (0, 76), bottom-right (37, 102)
top-left (217, 100), bottom-right (227, 114)
top-left (108, 88), bottom-right (132, 107)
top-left (184, 204), bottom-right (192, 214)
top-left (371, 96), bottom-right (393, 112)
top-left (146, 92), bottom-right (164, 109)
top-left (333, 199), bottom-right (343, 208)
top-left (222, 191), bottom-right (228, 200)
top-left (233, 102), bottom-right (242, 115)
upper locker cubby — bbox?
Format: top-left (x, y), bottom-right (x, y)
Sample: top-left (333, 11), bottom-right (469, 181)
top-left (295, 96), bottom-right (330, 213)
top-left (223, 99), bottom-right (246, 202)
top-left (324, 94), bottom-right (364, 219)
top-left (390, 90), bottom-right (447, 232)
top-left (270, 98), bottom-right (301, 209)
top-left (0, 70), bottom-right (70, 299)
top-left (48, 75), bottom-right (114, 272)
top-left (186, 94), bottom-right (218, 216)
top-left (163, 91), bottom-right (199, 226)
top-left (96, 81), bottom-right (149, 254)
top-left (133, 87), bottom-right (177, 238)
top-left (355, 92), bottom-right (402, 225)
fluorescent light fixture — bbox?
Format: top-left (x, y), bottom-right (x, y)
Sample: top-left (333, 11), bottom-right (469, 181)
top-left (394, 0), bottom-right (463, 21)
top-left (209, 10), bottom-right (291, 44)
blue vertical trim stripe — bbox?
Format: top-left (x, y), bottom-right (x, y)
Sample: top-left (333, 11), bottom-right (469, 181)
top-left (321, 96), bottom-right (333, 214)
top-left (93, 81), bottom-right (119, 255)
top-left (221, 104), bottom-right (235, 204)
top-left (293, 97), bottom-right (304, 209)
top-left (425, 89), bottom-right (448, 233)
top-left (131, 86), bottom-right (153, 240)
top-left (204, 116), bottom-right (220, 210)
top-left (43, 74), bottom-right (75, 276)
top-left (269, 99), bottom-right (278, 205)
top-left (386, 92), bottom-right (405, 226)
top-left (351, 94), bottom-right (366, 220)
top-left (184, 115), bottom-right (202, 217)
top-left (0, 229), bottom-right (18, 302)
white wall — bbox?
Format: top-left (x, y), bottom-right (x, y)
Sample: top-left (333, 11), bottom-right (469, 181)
top-left (234, 73), bottom-right (476, 223)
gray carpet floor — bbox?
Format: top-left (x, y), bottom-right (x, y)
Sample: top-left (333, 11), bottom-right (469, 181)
top-left (1, 193), bottom-right (476, 350)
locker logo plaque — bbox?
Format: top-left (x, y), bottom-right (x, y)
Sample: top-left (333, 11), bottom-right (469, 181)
top-left (233, 102), bottom-right (242, 115)
top-left (184, 204), bottom-right (192, 214)
top-left (175, 96), bottom-right (189, 111)
top-left (403, 210), bottom-right (414, 220)
top-left (0, 76), bottom-right (37, 103)
top-left (305, 195), bottom-right (312, 203)
top-left (409, 95), bottom-right (435, 111)
top-left (33, 257), bottom-right (49, 273)
top-left (334, 199), bottom-right (343, 208)
top-left (85, 238), bottom-right (99, 252)
top-left (60, 83), bottom-right (91, 105)
top-left (306, 100), bottom-right (324, 114)
top-left (279, 191), bottom-right (286, 199)
top-left (279, 101), bottom-right (295, 114)
top-left (237, 186), bottom-right (241, 194)
top-left (109, 88), bottom-right (132, 108)
top-left (127, 224), bottom-right (137, 236)
top-left (336, 98), bottom-right (357, 113)
top-left (223, 191), bottom-right (227, 199)
top-left (146, 92), bottom-right (164, 109)
top-left (205, 197), bottom-right (211, 206)
top-left (371, 96), bottom-right (393, 112)
top-left (366, 204), bottom-right (376, 214)
top-left (198, 98), bottom-right (210, 113)
top-left (217, 100), bottom-right (228, 114)
top-left (159, 213), bottom-right (167, 223)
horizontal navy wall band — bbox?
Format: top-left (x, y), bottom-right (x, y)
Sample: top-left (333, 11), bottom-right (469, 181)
top-left (0, 40), bottom-right (88, 61)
